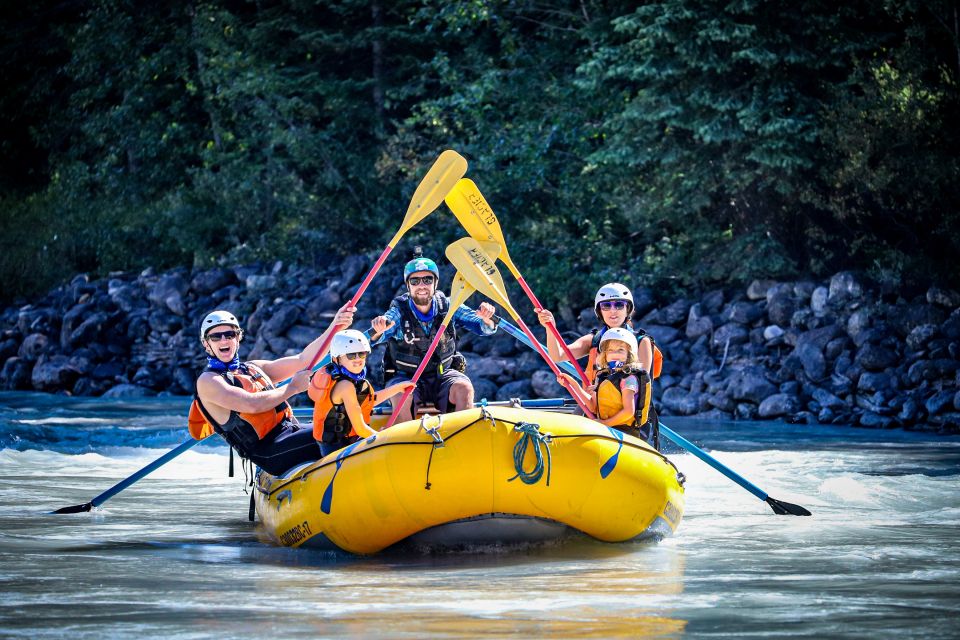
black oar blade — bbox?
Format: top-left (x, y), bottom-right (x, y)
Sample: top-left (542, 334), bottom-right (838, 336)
top-left (52, 502), bottom-right (94, 515)
top-left (766, 497), bottom-right (811, 516)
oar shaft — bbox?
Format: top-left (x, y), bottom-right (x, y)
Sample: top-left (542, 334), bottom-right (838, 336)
top-left (514, 275), bottom-right (589, 384)
top-left (508, 314), bottom-right (596, 419)
top-left (88, 437), bottom-right (206, 508)
top-left (657, 422), bottom-right (768, 501)
top-left (306, 244), bottom-right (395, 371)
top-left (382, 320), bottom-right (451, 429)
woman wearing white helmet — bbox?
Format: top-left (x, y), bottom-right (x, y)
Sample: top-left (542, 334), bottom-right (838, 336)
top-left (537, 282), bottom-right (655, 385)
top-left (556, 327), bottom-right (654, 437)
top-left (188, 303), bottom-right (356, 475)
top-left (308, 330), bottom-right (415, 457)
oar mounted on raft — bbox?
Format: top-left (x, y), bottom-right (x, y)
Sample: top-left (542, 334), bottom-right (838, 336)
top-left (493, 315), bottom-right (812, 516)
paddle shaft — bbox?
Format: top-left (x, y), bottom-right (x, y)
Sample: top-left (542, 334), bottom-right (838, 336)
top-left (505, 312), bottom-right (596, 419)
top-left (306, 243), bottom-right (396, 371)
top-left (512, 273), bottom-right (589, 384)
top-left (382, 318), bottom-right (453, 429)
top-left (495, 315), bottom-right (808, 512)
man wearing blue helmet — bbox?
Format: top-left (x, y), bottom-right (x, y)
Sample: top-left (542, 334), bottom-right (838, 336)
top-left (370, 253), bottom-right (498, 422)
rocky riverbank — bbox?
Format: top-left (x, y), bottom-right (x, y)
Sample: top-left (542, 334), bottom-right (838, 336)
top-left (1, 258), bottom-right (958, 433)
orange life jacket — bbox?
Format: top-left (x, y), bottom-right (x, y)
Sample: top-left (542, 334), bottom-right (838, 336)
top-left (586, 327), bottom-right (663, 385)
top-left (308, 364), bottom-right (375, 443)
top-left (188, 363), bottom-right (294, 450)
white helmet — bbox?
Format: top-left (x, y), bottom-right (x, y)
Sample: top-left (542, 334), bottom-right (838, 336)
top-left (598, 327), bottom-right (638, 357)
top-left (200, 310), bottom-right (242, 343)
top-left (595, 283), bottom-right (634, 310)
top-left (330, 329), bottom-right (371, 359)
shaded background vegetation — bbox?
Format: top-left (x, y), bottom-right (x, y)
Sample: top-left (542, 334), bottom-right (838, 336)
top-left (1, 0), bottom-right (958, 309)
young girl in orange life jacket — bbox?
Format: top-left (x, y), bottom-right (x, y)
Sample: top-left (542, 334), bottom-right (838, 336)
top-left (556, 327), bottom-right (653, 440)
top-left (308, 329), bottom-right (415, 457)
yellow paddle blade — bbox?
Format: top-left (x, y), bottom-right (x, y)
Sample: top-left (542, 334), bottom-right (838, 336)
top-left (444, 178), bottom-right (518, 275)
top-left (444, 237), bottom-right (520, 320)
top-left (392, 150), bottom-right (468, 246)
top-left (445, 272), bottom-right (476, 317)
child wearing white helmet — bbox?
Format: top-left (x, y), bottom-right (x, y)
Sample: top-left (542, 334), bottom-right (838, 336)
top-left (537, 282), bottom-right (658, 385)
top-left (308, 329), bottom-right (415, 457)
top-left (557, 327), bottom-right (653, 438)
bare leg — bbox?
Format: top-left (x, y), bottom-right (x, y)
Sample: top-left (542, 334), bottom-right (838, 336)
top-left (447, 379), bottom-right (474, 412)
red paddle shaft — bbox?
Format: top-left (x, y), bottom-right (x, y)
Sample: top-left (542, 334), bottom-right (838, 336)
top-left (382, 320), bottom-right (451, 429)
top-left (514, 275), bottom-right (590, 384)
top-left (306, 245), bottom-right (394, 371)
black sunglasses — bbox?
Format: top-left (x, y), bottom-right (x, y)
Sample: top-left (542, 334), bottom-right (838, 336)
top-left (206, 330), bottom-right (239, 342)
top-left (407, 275), bottom-right (435, 286)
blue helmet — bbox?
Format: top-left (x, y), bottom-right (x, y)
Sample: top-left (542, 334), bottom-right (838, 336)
top-left (403, 257), bottom-right (439, 283)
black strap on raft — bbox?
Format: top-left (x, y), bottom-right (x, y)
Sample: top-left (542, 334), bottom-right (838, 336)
top-left (248, 491), bottom-right (256, 522)
top-left (228, 446), bottom-right (235, 477)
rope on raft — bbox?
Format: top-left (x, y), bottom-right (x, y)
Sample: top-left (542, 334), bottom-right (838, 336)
top-left (507, 421), bottom-right (553, 486)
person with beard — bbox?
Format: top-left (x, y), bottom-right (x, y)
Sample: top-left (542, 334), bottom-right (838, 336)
top-left (370, 255), bottom-right (498, 423)
top-left (188, 304), bottom-right (355, 475)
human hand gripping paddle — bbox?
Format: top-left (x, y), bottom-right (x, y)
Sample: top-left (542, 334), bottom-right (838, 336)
top-left (305, 149), bottom-right (468, 372)
top-left (490, 315), bottom-right (811, 516)
top-left (382, 271), bottom-right (479, 429)
top-left (444, 178), bottom-right (590, 386)
top-left (445, 237), bottom-right (597, 418)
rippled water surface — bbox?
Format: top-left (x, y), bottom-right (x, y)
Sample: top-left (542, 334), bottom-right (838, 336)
top-left (1, 391), bottom-right (958, 638)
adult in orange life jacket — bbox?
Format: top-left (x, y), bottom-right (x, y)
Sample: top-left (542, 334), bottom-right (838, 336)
top-left (537, 283), bottom-right (658, 384)
top-left (556, 328), bottom-right (653, 439)
top-left (189, 305), bottom-right (355, 475)
top-left (308, 329), bottom-right (415, 457)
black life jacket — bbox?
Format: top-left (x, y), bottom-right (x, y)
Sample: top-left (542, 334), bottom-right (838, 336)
top-left (385, 292), bottom-right (458, 377)
top-left (188, 363), bottom-right (296, 456)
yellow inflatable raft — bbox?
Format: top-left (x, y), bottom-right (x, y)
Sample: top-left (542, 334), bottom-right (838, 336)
top-left (254, 406), bottom-right (685, 554)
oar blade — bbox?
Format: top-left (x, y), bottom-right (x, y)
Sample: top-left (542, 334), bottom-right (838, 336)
top-left (766, 496), bottom-right (812, 516)
top-left (445, 237), bottom-right (516, 317)
top-left (444, 179), bottom-right (510, 253)
top-left (51, 502), bottom-right (93, 515)
top-left (399, 150), bottom-right (468, 237)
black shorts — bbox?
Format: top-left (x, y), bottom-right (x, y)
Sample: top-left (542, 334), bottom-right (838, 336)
top-left (386, 369), bottom-right (471, 413)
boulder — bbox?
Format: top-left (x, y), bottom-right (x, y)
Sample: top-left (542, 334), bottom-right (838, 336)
top-left (246, 274), bottom-right (278, 294)
top-left (531, 370), bottom-right (565, 398)
top-left (725, 368), bottom-right (777, 403)
top-left (18, 333), bottom-right (50, 361)
top-left (858, 371), bottom-right (894, 393)
top-left (147, 273), bottom-right (190, 315)
top-left (795, 342), bottom-right (827, 381)
top-left (766, 291), bottom-right (796, 327)
top-left (701, 289), bottom-right (725, 315)
top-left (262, 304), bottom-right (301, 337)
top-left (810, 286), bottom-right (829, 316)
top-left (856, 343), bottom-right (899, 371)
top-left (758, 393), bottom-right (802, 417)
top-left (102, 383), bottom-right (157, 398)
top-left (30, 355), bottom-right (80, 391)
top-left (746, 279), bottom-right (777, 301)
top-left (495, 379), bottom-right (532, 402)
top-left (925, 390), bottom-right (955, 416)
top-left (726, 301), bottom-right (764, 325)
top-left (661, 387), bottom-right (701, 415)
top-left (191, 268), bottom-right (237, 295)
top-left (712, 323), bottom-right (749, 349)
top-left (0, 357), bottom-right (32, 390)
top-left (828, 272), bottom-right (866, 301)
top-left (686, 304), bottom-right (714, 340)
top-left (905, 324), bottom-right (940, 351)
top-left (470, 376), bottom-right (499, 403)
top-left (926, 286), bottom-right (960, 309)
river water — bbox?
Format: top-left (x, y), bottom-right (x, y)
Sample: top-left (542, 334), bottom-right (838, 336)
top-left (1, 391), bottom-right (958, 638)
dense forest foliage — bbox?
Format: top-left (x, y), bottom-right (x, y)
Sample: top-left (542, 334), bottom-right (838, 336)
top-left (1, 0), bottom-right (958, 308)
